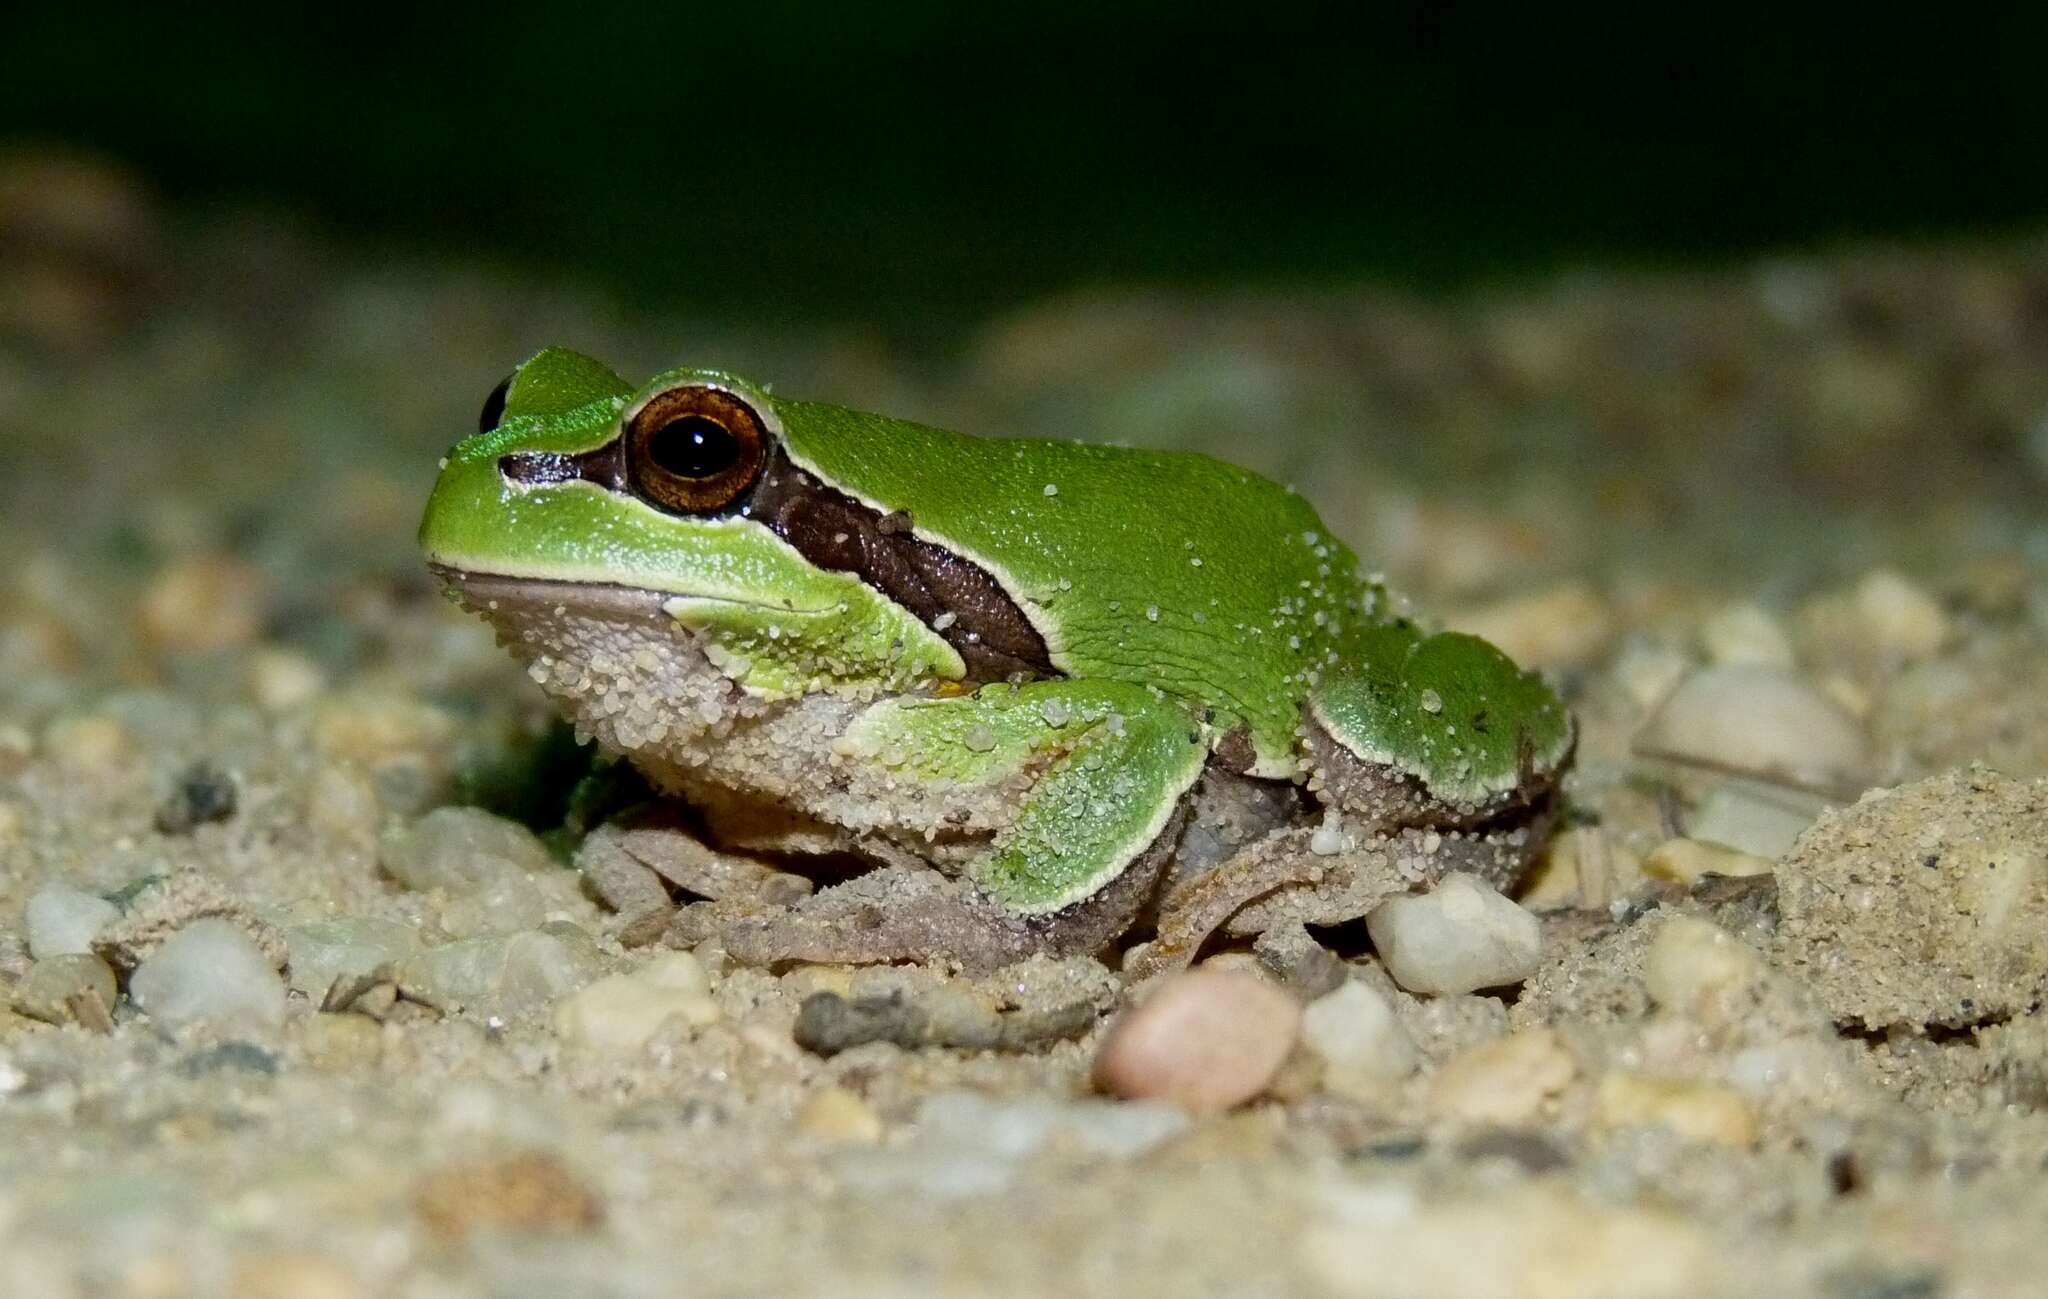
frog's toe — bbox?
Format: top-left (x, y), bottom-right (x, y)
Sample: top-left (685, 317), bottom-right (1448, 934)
top-left (720, 839), bottom-right (1168, 977)
top-left (720, 868), bottom-right (1040, 975)
top-left (1384, 801), bottom-right (1561, 892)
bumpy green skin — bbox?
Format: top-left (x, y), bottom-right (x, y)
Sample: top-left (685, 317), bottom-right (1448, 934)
top-left (1309, 621), bottom-right (1573, 808)
top-left (420, 349), bottom-right (1571, 914)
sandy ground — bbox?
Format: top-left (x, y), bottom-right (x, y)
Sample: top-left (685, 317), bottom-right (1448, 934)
top-left (4, 151), bottom-right (2048, 1297)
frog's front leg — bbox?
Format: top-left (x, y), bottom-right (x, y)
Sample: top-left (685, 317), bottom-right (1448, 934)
top-left (719, 680), bottom-right (1207, 973)
top-left (1307, 622), bottom-right (1574, 888)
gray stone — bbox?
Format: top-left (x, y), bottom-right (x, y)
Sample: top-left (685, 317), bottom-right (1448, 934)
top-left (129, 919), bottom-right (286, 1032)
top-left (24, 883), bottom-right (119, 960)
top-left (12, 953), bottom-right (117, 1028)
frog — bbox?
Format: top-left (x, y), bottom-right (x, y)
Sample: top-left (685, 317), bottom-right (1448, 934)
top-left (419, 348), bottom-right (1573, 975)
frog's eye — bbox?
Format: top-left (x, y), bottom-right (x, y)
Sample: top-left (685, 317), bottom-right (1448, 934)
top-left (623, 383), bottom-right (769, 514)
top-left (478, 372), bottom-right (514, 433)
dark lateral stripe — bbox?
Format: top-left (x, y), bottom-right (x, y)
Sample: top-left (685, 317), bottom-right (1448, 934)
top-left (498, 440), bottom-right (1056, 682)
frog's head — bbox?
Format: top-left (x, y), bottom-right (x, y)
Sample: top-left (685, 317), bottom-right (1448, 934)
top-left (420, 348), bottom-right (964, 700)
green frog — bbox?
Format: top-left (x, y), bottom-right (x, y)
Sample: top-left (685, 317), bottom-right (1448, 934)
top-left (420, 350), bottom-right (1571, 971)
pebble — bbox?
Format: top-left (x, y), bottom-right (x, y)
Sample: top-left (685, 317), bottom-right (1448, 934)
top-left (282, 917), bottom-right (421, 1000)
top-left (310, 691), bottom-right (455, 770)
top-left (296, 1012), bottom-right (385, 1070)
top-left (1634, 665), bottom-right (1868, 788)
top-left (1609, 638), bottom-right (1693, 712)
top-left (1850, 568), bottom-right (1950, 661)
top-left (41, 713), bottom-right (132, 771)
top-left (1642, 916), bottom-right (1768, 1025)
top-left (1426, 1026), bottom-right (1579, 1124)
top-left (1700, 601), bottom-right (1795, 669)
top-left (153, 760), bottom-right (238, 834)
top-left (1301, 978), bottom-right (1418, 1099)
top-left (138, 555), bottom-right (264, 652)
top-left (379, 806), bottom-right (556, 937)
top-left (23, 881), bottom-right (119, 959)
top-left (792, 985), bottom-right (1096, 1056)
top-left (11, 953), bottom-right (118, 1028)
top-left (396, 923), bottom-right (605, 1018)
top-left (1641, 837), bottom-right (1774, 886)
top-left (129, 919), bottom-right (287, 1032)
top-left (552, 951), bottom-right (719, 1054)
top-left (306, 764), bottom-right (380, 849)
top-left (244, 647), bottom-right (328, 714)
top-left (1447, 580), bottom-right (1616, 672)
top-left (1593, 1072), bottom-right (1759, 1147)
top-left (1682, 783), bottom-right (1823, 859)
top-left (1366, 873), bottom-right (1541, 996)
top-left (795, 1087), bottom-right (884, 1144)
top-left (1091, 967), bottom-right (1301, 1113)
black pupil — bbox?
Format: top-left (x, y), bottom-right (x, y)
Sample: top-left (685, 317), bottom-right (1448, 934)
top-left (478, 373), bottom-right (513, 433)
top-left (646, 415), bottom-right (741, 479)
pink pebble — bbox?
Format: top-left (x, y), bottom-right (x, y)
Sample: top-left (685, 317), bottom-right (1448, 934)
top-left (1092, 967), bottom-right (1302, 1113)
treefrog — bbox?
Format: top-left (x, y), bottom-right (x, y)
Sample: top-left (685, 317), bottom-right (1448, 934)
top-left (420, 350), bottom-right (1572, 972)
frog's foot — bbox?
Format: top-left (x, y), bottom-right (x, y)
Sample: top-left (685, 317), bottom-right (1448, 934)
top-left (1126, 837), bottom-right (1327, 982)
top-left (576, 806), bottom-right (814, 945)
top-left (719, 824), bottom-right (1176, 976)
top-left (1307, 623), bottom-right (1574, 884)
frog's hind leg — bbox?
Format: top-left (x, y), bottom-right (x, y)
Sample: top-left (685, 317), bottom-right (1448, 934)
top-left (720, 680), bottom-right (1207, 973)
top-left (1307, 622), bottom-right (1574, 888)
top-left (720, 802), bottom-right (1187, 976)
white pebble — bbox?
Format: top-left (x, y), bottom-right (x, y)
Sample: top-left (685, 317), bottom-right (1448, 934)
top-left (1699, 602), bottom-right (1795, 669)
top-left (1852, 569), bottom-right (1950, 661)
top-left (1683, 783), bottom-right (1823, 859)
top-left (24, 882), bottom-right (118, 959)
top-left (1366, 874), bottom-right (1541, 996)
top-left (129, 919), bottom-right (286, 1032)
top-left (553, 951), bottom-right (719, 1054)
top-left (1301, 979), bottom-right (1417, 1097)
top-left (1642, 916), bottom-right (1766, 1021)
top-left (1634, 665), bottom-right (1867, 787)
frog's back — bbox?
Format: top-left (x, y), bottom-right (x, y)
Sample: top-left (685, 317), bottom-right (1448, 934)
top-left (773, 396), bottom-right (1372, 771)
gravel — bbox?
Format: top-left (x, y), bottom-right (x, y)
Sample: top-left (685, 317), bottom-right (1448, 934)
top-left (128, 919), bottom-right (286, 1032)
top-left (1367, 873), bottom-right (1543, 996)
top-left (23, 882), bottom-right (118, 959)
top-left (1091, 967), bottom-right (1302, 1112)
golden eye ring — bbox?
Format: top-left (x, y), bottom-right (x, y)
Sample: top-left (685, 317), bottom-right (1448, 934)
top-left (623, 384), bottom-right (768, 514)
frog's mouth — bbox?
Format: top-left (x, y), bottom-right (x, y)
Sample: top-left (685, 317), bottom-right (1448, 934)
top-left (428, 565), bottom-right (808, 618)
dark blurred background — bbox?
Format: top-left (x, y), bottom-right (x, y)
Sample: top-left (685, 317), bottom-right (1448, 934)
top-left (8, 4), bottom-right (2046, 333)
